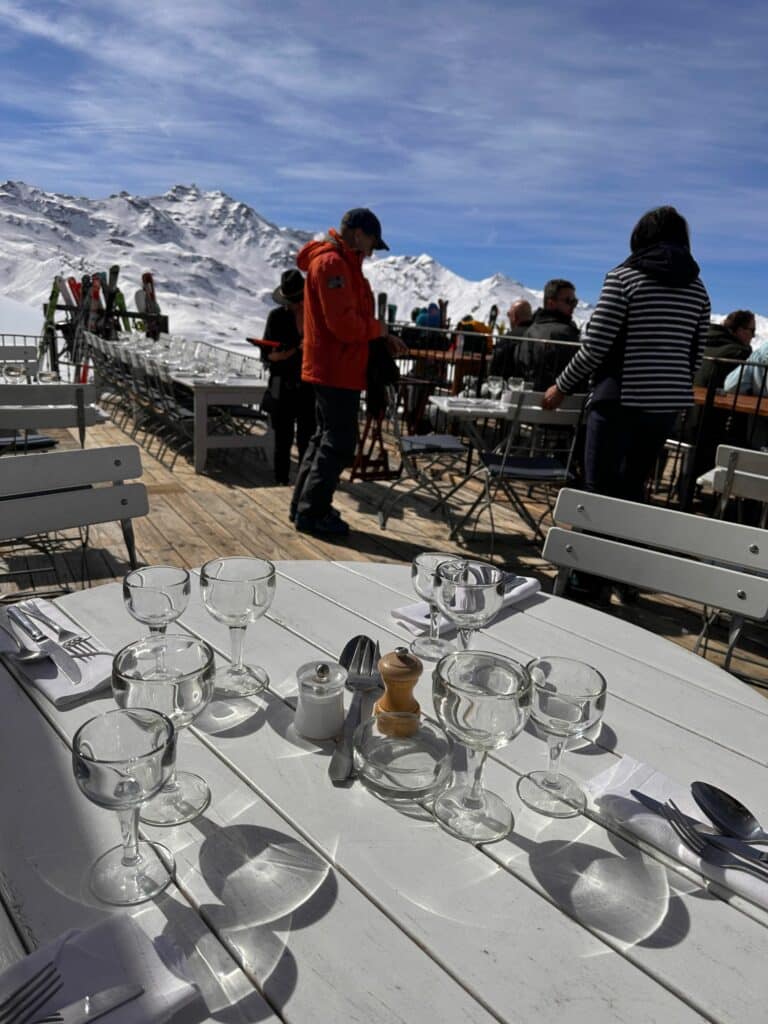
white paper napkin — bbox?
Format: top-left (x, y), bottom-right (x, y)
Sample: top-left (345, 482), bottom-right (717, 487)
top-left (0, 601), bottom-right (112, 708)
top-left (585, 755), bottom-right (768, 913)
top-left (0, 915), bottom-right (200, 1023)
top-left (392, 574), bottom-right (541, 636)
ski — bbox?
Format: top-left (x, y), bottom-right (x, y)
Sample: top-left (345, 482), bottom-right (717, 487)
top-left (438, 298), bottom-right (449, 329)
top-left (101, 263), bottom-right (121, 338)
top-left (376, 291), bottom-right (387, 323)
top-left (487, 304), bottom-right (499, 330)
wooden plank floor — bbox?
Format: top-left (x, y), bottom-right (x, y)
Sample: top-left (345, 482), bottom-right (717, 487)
top-left (2, 415), bottom-right (767, 690)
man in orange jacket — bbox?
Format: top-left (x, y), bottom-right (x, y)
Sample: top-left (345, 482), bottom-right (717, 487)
top-left (290, 208), bottom-right (404, 536)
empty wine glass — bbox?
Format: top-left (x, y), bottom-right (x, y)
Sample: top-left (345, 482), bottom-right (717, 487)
top-left (433, 651), bottom-right (530, 843)
top-left (36, 369), bottom-right (60, 384)
top-left (112, 634), bottom-right (216, 825)
top-left (200, 557), bottom-right (276, 697)
top-left (123, 565), bottom-right (191, 637)
top-left (487, 375), bottom-right (504, 400)
top-left (72, 708), bottom-right (176, 904)
top-left (434, 559), bottom-right (505, 650)
top-left (516, 657), bottom-right (607, 818)
top-left (410, 551), bottom-right (457, 661)
top-left (2, 363), bottom-right (26, 384)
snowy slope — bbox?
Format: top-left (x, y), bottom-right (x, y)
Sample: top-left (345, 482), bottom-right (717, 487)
top-left (0, 181), bottom-right (763, 345)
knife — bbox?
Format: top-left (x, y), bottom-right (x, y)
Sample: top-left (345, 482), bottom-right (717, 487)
top-left (7, 606), bottom-right (82, 684)
top-left (40, 982), bottom-right (144, 1023)
top-left (631, 789), bottom-right (767, 861)
top-left (328, 635), bottom-right (373, 786)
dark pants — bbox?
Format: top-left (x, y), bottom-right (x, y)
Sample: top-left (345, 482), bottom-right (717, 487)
top-left (291, 385), bottom-right (360, 520)
top-left (584, 403), bottom-right (678, 502)
top-left (271, 381), bottom-right (316, 484)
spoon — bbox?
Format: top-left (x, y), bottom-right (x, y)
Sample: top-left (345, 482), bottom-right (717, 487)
top-left (691, 780), bottom-right (768, 844)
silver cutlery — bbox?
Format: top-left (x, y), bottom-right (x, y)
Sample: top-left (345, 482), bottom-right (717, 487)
top-left (0, 961), bottom-right (62, 1024)
top-left (21, 603), bottom-right (90, 647)
top-left (691, 780), bottom-right (768, 844)
top-left (328, 635), bottom-right (383, 785)
top-left (662, 799), bottom-right (768, 882)
top-left (31, 982), bottom-right (144, 1024)
top-left (632, 789), bottom-right (768, 859)
top-left (7, 608), bottom-right (82, 684)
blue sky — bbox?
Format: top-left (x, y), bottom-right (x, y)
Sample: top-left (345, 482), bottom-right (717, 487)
top-left (0, 0), bottom-right (765, 313)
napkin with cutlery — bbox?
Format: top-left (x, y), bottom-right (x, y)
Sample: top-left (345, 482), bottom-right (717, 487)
top-left (0, 915), bottom-right (200, 1023)
top-left (585, 755), bottom-right (768, 913)
top-left (392, 574), bottom-right (541, 636)
top-left (0, 601), bottom-right (112, 708)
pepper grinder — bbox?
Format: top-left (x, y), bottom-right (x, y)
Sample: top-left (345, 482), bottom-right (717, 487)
top-left (374, 647), bottom-right (423, 737)
top-left (294, 660), bottom-right (347, 741)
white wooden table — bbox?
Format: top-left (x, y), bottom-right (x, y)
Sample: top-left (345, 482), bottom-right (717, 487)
top-left (2, 561), bottom-right (768, 1023)
top-left (172, 374), bottom-right (267, 472)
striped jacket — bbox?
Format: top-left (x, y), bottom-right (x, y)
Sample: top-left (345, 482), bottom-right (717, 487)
top-left (556, 260), bottom-right (710, 411)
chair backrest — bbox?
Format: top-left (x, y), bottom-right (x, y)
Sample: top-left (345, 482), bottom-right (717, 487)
top-left (0, 383), bottom-right (104, 445)
top-left (0, 444), bottom-right (148, 541)
top-left (713, 444), bottom-right (768, 507)
top-left (511, 390), bottom-right (585, 429)
top-left (544, 488), bottom-right (768, 621)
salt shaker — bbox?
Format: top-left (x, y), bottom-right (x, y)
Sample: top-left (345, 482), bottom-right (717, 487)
top-left (374, 647), bottom-right (423, 737)
top-left (294, 660), bottom-right (346, 740)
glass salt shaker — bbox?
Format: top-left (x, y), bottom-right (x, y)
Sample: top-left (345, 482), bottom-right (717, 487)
top-left (294, 660), bottom-right (347, 740)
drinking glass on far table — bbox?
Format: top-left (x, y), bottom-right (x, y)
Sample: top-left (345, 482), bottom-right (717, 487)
top-left (123, 565), bottom-right (191, 636)
top-left (410, 551), bottom-right (456, 661)
top-left (112, 635), bottom-right (216, 825)
top-left (36, 369), bottom-right (60, 384)
top-left (434, 559), bottom-right (505, 650)
top-left (486, 375), bottom-right (504, 400)
top-left (2, 363), bottom-right (25, 384)
top-left (72, 708), bottom-right (176, 904)
top-left (200, 557), bottom-right (276, 697)
top-left (516, 657), bottom-right (607, 818)
top-left (433, 651), bottom-right (530, 843)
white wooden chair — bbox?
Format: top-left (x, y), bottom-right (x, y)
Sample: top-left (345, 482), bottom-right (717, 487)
top-left (0, 383), bottom-right (107, 449)
top-left (0, 344), bottom-right (39, 382)
top-left (710, 445), bottom-right (768, 527)
top-left (543, 488), bottom-right (768, 676)
top-left (0, 445), bottom-right (149, 599)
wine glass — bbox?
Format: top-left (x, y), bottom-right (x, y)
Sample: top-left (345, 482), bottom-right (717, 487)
top-left (487, 375), bottom-right (504, 400)
top-left (516, 657), bottom-right (607, 818)
top-left (432, 651), bottom-right (530, 843)
top-left (72, 708), bottom-right (176, 904)
top-left (2, 363), bottom-right (26, 384)
top-left (112, 634), bottom-right (215, 825)
top-left (123, 565), bottom-right (191, 636)
top-left (434, 559), bottom-right (505, 650)
top-left (36, 370), bottom-right (60, 384)
top-left (410, 551), bottom-right (457, 661)
top-left (200, 557), bottom-right (276, 697)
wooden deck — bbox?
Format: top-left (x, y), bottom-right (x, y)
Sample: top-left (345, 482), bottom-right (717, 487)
top-left (2, 416), bottom-right (767, 689)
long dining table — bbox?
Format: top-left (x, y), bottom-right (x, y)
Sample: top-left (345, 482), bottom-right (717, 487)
top-left (1, 561), bottom-right (767, 1022)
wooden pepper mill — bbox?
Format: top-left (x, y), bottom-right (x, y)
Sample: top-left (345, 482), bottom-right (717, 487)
top-left (374, 647), bottom-right (422, 737)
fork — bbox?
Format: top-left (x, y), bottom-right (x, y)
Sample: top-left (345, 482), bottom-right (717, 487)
top-left (663, 800), bottom-right (768, 882)
top-left (0, 961), bottom-right (62, 1024)
top-left (22, 603), bottom-right (89, 646)
top-left (328, 636), bottom-right (383, 784)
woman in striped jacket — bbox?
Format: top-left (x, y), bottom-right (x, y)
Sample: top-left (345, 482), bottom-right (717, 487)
top-left (543, 206), bottom-right (710, 502)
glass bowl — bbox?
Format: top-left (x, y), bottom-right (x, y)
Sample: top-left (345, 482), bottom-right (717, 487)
top-left (353, 712), bottom-right (453, 802)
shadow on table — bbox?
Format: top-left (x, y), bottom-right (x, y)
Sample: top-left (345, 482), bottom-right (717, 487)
top-left (506, 831), bottom-right (691, 949)
top-left (195, 695), bottom-right (267, 739)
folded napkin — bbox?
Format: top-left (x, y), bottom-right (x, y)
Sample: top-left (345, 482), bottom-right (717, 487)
top-left (392, 574), bottom-right (541, 636)
top-left (585, 756), bottom-right (768, 913)
top-left (0, 915), bottom-right (200, 1023)
top-left (0, 600), bottom-right (112, 709)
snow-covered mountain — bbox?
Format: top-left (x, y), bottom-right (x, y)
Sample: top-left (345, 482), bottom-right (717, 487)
top-left (0, 181), bottom-right (763, 344)
top-left (0, 181), bottom-right (588, 341)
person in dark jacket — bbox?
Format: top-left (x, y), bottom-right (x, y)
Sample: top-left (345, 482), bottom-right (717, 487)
top-left (519, 280), bottom-right (581, 388)
top-left (490, 300), bottom-right (533, 378)
top-left (696, 311), bottom-right (755, 391)
top-left (263, 270), bottom-right (316, 486)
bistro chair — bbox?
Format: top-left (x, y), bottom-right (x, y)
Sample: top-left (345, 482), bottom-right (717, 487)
top-left (0, 382), bottom-right (106, 451)
top-left (544, 488), bottom-right (768, 680)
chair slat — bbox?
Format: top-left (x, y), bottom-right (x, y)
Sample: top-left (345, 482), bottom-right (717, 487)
top-left (0, 445), bottom-right (143, 496)
top-left (0, 384), bottom-right (102, 405)
top-left (0, 408), bottom-right (105, 431)
top-left (0, 484), bottom-right (148, 541)
top-left (715, 445), bottom-right (768, 476)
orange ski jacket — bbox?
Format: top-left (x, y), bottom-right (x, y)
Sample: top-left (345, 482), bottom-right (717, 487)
top-left (296, 229), bottom-right (380, 390)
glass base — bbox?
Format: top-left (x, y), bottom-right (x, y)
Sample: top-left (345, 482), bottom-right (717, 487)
top-left (516, 770), bottom-right (586, 818)
top-left (90, 841), bottom-right (173, 905)
top-left (215, 663), bottom-right (268, 698)
top-left (433, 783), bottom-right (512, 844)
top-left (140, 771), bottom-right (211, 826)
top-left (410, 635), bottom-right (454, 661)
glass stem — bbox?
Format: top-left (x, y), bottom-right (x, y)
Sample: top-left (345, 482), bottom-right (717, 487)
top-left (428, 603), bottom-right (440, 641)
top-left (462, 749), bottom-right (488, 810)
top-left (162, 765), bottom-right (179, 794)
top-left (544, 734), bottom-right (566, 789)
top-left (117, 807), bottom-right (141, 866)
top-left (230, 626), bottom-right (246, 671)
top-left (149, 624), bottom-right (167, 673)
top-left (458, 628), bottom-right (473, 650)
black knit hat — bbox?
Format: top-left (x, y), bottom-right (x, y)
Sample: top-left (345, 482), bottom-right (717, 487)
top-left (340, 208), bottom-right (389, 251)
top-left (272, 269), bottom-right (305, 305)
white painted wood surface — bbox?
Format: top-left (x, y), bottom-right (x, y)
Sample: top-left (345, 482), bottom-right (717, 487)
top-left (1, 562), bottom-right (767, 1022)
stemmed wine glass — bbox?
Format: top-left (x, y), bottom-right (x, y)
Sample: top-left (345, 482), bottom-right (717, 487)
top-left (434, 559), bottom-right (506, 650)
top-left (72, 708), bottom-right (176, 904)
top-left (410, 551), bottom-right (456, 661)
top-left (432, 651), bottom-right (530, 843)
top-left (112, 634), bottom-right (216, 826)
top-left (516, 657), bottom-right (607, 818)
top-left (123, 565), bottom-right (191, 636)
top-left (200, 557), bottom-right (276, 697)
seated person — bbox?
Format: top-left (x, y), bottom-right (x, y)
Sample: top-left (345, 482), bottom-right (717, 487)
top-left (454, 314), bottom-right (492, 354)
top-left (723, 315), bottom-right (764, 394)
top-left (491, 300), bottom-right (533, 378)
top-left (520, 279), bottom-right (581, 388)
